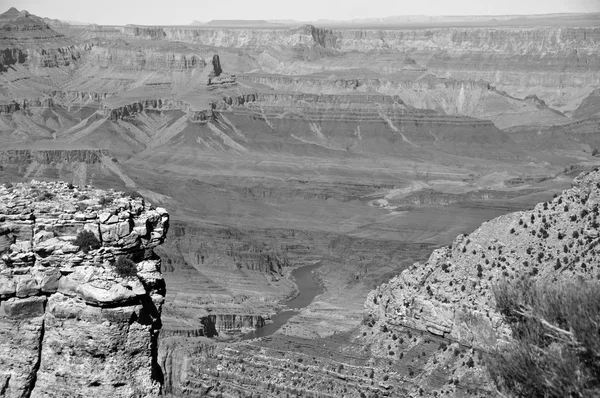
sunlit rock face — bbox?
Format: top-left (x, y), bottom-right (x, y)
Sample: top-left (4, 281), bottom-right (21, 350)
top-left (366, 168), bottom-right (600, 350)
top-left (0, 180), bottom-right (169, 398)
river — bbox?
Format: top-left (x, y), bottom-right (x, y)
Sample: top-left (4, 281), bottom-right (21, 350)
top-left (240, 261), bottom-right (323, 340)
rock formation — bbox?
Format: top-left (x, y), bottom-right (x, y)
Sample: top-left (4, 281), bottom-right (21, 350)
top-left (2, 5), bottom-right (600, 398)
top-left (365, 168), bottom-right (600, 350)
top-left (0, 180), bottom-right (169, 397)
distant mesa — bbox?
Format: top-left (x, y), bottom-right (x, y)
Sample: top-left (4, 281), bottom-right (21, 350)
top-left (193, 19), bottom-right (284, 27)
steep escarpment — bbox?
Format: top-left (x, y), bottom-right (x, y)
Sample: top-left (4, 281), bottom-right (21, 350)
top-left (0, 98), bottom-right (54, 114)
top-left (0, 180), bottom-right (169, 397)
top-left (89, 44), bottom-right (208, 70)
top-left (0, 44), bottom-right (88, 70)
top-left (365, 168), bottom-right (600, 350)
top-left (0, 8), bottom-right (89, 70)
top-left (333, 27), bottom-right (600, 53)
top-left (0, 149), bottom-right (117, 187)
top-left (0, 149), bottom-right (108, 164)
top-left (237, 74), bottom-right (568, 127)
top-left (123, 25), bottom-right (327, 49)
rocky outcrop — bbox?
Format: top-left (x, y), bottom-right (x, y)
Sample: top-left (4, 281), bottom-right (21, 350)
top-left (211, 54), bottom-right (222, 76)
top-left (207, 314), bottom-right (266, 334)
top-left (103, 99), bottom-right (188, 120)
top-left (365, 168), bottom-right (600, 349)
top-left (46, 90), bottom-right (114, 106)
top-left (90, 45), bottom-right (208, 70)
top-left (0, 49), bottom-right (26, 69)
top-left (0, 180), bottom-right (169, 397)
top-left (0, 149), bottom-right (108, 164)
top-left (0, 98), bottom-right (54, 114)
top-left (115, 24), bottom-right (600, 55)
top-left (123, 26), bottom-right (166, 40)
top-left (0, 45), bottom-right (90, 71)
top-left (158, 336), bottom-right (216, 396)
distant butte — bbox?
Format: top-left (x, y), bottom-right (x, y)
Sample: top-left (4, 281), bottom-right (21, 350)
top-left (1, 6), bottom-right (600, 397)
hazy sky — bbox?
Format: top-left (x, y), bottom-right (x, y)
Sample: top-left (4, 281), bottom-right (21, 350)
top-left (5, 0), bottom-right (600, 25)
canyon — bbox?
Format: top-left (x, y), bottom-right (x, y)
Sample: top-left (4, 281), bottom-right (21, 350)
top-left (1, 5), bottom-right (599, 397)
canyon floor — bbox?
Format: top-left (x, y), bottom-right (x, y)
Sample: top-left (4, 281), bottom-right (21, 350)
top-left (1, 6), bottom-right (600, 397)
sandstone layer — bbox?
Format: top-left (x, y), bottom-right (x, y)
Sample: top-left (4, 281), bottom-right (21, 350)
top-left (2, 6), bottom-right (600, 398)
top-left (0, 180), bottom-right (169, 397)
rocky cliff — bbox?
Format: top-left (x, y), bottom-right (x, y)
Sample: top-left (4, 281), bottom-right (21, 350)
top-left (0, 180), bottom-right (169, 397)
top-left (365, 168), bottom-right (600, 350)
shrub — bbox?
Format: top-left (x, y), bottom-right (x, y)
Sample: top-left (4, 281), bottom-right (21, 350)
top-left (36, 191), bottom-right (55, 201)
top-left (123, 190), bottom-right (143, 200)
top-left (98, 196), bottom-right (113, 206)
top-left (486, 278), bottom-right (600, 397)
top-left (73, 230), bottom-right (101, 253)
top-left (114, 256), bottom-right (137, 277)
top-left (5, 182), bottom-right (13, 189)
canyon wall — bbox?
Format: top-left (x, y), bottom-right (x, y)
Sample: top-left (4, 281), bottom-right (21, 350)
top-left (0, 45), bottom-right (90, 70)
top-left (0, 180), bottom-right (169, 397)
top-left (120, 25), bottom-right (600, 55)
top-left (90, 45), bottom-right (208, 70)
top-left (365, 168), bottom-right (600, 349)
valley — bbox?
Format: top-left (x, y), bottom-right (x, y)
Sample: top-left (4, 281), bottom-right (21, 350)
top-left (1, 5), bottom-right (599, 396)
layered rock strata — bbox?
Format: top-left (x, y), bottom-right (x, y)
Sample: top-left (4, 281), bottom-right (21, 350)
top-left (365, 169), bottom-right (600, 349)
top-left (0, 180), bottom-right (169, 397)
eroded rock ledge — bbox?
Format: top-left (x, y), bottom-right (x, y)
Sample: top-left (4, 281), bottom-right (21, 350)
top-left (0, 180), bottom-right (169, 398)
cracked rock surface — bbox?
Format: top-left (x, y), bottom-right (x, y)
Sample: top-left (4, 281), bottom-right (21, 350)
top-left (0, 180), bottom-right (169, 398)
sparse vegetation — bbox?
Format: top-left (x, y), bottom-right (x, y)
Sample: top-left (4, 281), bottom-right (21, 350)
top-left (114, 256), bottom-right (138, 277)
top-left (98, 196), bottom-right (113, 206)
top-left (73, 230), bottom-right (101, 253)
top-left (486, 278), bottom-right (600, 397)
top-left (123, 190), bottom-right (143, 200)
top-left (36, 191), bottom-right (55, 201)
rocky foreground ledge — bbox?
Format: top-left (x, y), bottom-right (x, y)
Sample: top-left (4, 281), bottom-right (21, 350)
top-left (0, 181), bottom-right (169, 398)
